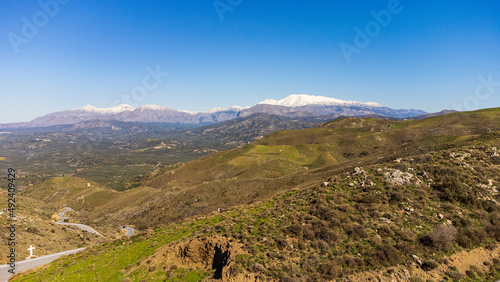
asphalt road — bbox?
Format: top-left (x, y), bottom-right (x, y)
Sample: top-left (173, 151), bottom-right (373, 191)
top-left (56, 207), bottom-right (105, 238)
top-left (0, 208), bottom-right (133, 281)
top-left (122, 226), bottom-right (135, 237)
top-left (0, 247), bottom-right (85, 282)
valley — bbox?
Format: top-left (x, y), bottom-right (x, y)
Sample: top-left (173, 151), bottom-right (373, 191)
top-left (0, 113), bottom-right (326, 191)
top-left (1, 108), bottom-right (499, 281)
top-left (3, 1), bottom-right (497, 280)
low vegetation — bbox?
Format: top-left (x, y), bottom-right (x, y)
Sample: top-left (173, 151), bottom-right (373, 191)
top-left (11, 108), bottom-right (500, 281)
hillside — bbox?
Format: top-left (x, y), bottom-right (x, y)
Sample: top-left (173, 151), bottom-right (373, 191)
top-left (15, 109), bottom-right (500, 228)
top-left (0, 113), bottom-right (330, 192)
top-left (0, 183), bottom-right (108, 265)
top-left (13, 114), bottom-right (500, 281)
top-left (11, 107), bottom-right (500, 281)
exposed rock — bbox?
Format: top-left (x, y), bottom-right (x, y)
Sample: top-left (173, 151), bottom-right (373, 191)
top-left (252, 263), bottom-right (264, 272)
top-left (379, 217), bottom-right (391, 224)
top-left (449, 152), bottom-right (471, 161)
top-left (351, 167), bottom-right (366, 176)
top-left (417, 171), bottom-right (428, 178)
top-left (384, 169), bottom-right (421, 186)
top-left (411, 254), bottom-right (423, 265)
top-left (461, 162), bottom-right (474, 170)
top-left (162, 235), bottom-right (244, 280)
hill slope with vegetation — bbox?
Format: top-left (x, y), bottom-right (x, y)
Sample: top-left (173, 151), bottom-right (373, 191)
top-left (12, 108), bottom-right (500, 281)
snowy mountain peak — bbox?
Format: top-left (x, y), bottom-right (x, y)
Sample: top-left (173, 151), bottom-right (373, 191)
top-left (258, 94), bottom-right (383, 108)
top-left (205, 107), bottom-right (225, 113)
top-left (77, 104), bottom-right (135, 114)
top-left (111, 104), bottom-right (136, 113)
top-left (204, 105), bottom-right (250, 114)
top-left (138, 105), bottom-right (170, 111)
top-left (0, 95), bottom-right (426, 128)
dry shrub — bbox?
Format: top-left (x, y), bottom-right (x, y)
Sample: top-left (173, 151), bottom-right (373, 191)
top-left (275, 238), bottom-right (288, 250)
top-left (375, 245), bottom-right (401, 266)
top-left (486, 211), bottom-right (500, 240)
top-left (421, 260), bottom-right (438, 271)
top-left (346, 224), bottom-right (368, 239)
top-left (446, 269), bottom-right (464, 280)
top-left (320, 262), bottom-right (341, 279)
top-left (378, 225), bottom-right (395, 237)
top-left (315, 227), bottom-right (341, 244)
top-left (398, 229), bottom-right (417, 242)
top-left (340, 255), bottom-right (365, 269)
top-left (281, 277), bottom-right (305, 282)
top-left (389, 190), bottom-right (405, 204)
top-left (283, 224), bottom-right (303, 238)
top-left (491, 156), bottom-right (500, 165)
top-left (428, 224), bottom-right (457, 250)
top-left (302, 224), bottom-right (315, 241)
top-left (457, 226), bottom-right (487, 248)
top-left (396, 241), bottom-right (416, 254)
top-left (313, 239), bottom-right (329, 250)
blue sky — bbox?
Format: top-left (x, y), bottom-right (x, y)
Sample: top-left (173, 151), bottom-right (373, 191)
top-left (0, 0), bottom-right (499, 123)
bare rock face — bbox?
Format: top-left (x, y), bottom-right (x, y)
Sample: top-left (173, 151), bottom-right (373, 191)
top-left (162, 235), bottom-right (247, 280)
top-left (384, 169), bottom-right (421, 186)
top-left (177, 236), bottom-right (231, 278)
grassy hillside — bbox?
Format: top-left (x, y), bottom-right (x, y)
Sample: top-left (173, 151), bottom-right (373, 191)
top-left (0, 187), bottom-right (107, 265)
top-left (0, 113), bottom-right (324, 191)
top-left (13, 129), bottom-right (500, 281)
top-left (12, 108), bottom-right (500, 281)
top-left (17, 108), bottom-right (500, 229)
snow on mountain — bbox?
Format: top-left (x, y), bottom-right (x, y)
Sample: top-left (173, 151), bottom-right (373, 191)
top-left (137, 105), bottom-right (174, 111)
top-left (204, 107), bottom-right (226, 114)
top-left (258, 94), bottom-right (383, 108)
top-left (179, 110), bottom-right (198, 115)
top-left (228, 105), bottom-right (249, 111)
top-left (76, 104), bottom-right (136, 114)
top-left (204, 105), bottom-right (250, 113)
top-left (0, 94), bottom-right (426, 128)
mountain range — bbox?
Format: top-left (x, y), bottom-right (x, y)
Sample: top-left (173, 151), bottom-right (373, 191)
top-left (1, 94), bottom-right (427, 128)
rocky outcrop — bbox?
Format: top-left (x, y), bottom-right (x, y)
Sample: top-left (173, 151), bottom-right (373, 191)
top-left (161, 236), bottom-right (247, 280)
top-left (384, 169), bottom-right (421, 186)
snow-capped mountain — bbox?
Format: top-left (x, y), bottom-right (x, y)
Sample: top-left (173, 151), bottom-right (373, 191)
top-left (205, 105), bottom-right (249, 114)
top-left (0, 94), bottom-right (427, 128)
top-left (258, 94), bottom-right (383, 108)
top-left (75, 104), bottom-right (136, 114)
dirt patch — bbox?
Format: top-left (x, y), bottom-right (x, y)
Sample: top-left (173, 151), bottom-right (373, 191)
top-left (412, 243), bottom-right (500, 281)
top-left (342, 243), bottom-right (500, 281)
top-left (159, 235), bottom-right (250, 280)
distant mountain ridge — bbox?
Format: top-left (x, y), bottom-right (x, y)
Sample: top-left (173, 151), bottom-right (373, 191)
top-left (0, 94), bottom-right (427, 128)
top-left (258, 94), bottom-right (383, 108)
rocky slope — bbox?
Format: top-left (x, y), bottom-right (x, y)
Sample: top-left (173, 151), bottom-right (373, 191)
top-left (11, 108), bottom-right (500, 281)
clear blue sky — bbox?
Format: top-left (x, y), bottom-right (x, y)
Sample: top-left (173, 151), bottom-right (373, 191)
top-left (0, 0), bottom-right (499, 123)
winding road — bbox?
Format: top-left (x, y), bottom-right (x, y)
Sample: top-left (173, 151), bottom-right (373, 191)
top-left (0, 248), bottom-right (86, 282)
top-left (122, 226), bottom-right (135, 237)
top-left (0, 207), bottom-right (135, 281)
top-left (56, 207), bottom-right (105, 238)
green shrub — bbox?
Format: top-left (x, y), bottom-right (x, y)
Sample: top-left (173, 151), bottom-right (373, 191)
top-left (421, 260), bottom-right (439, 271)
